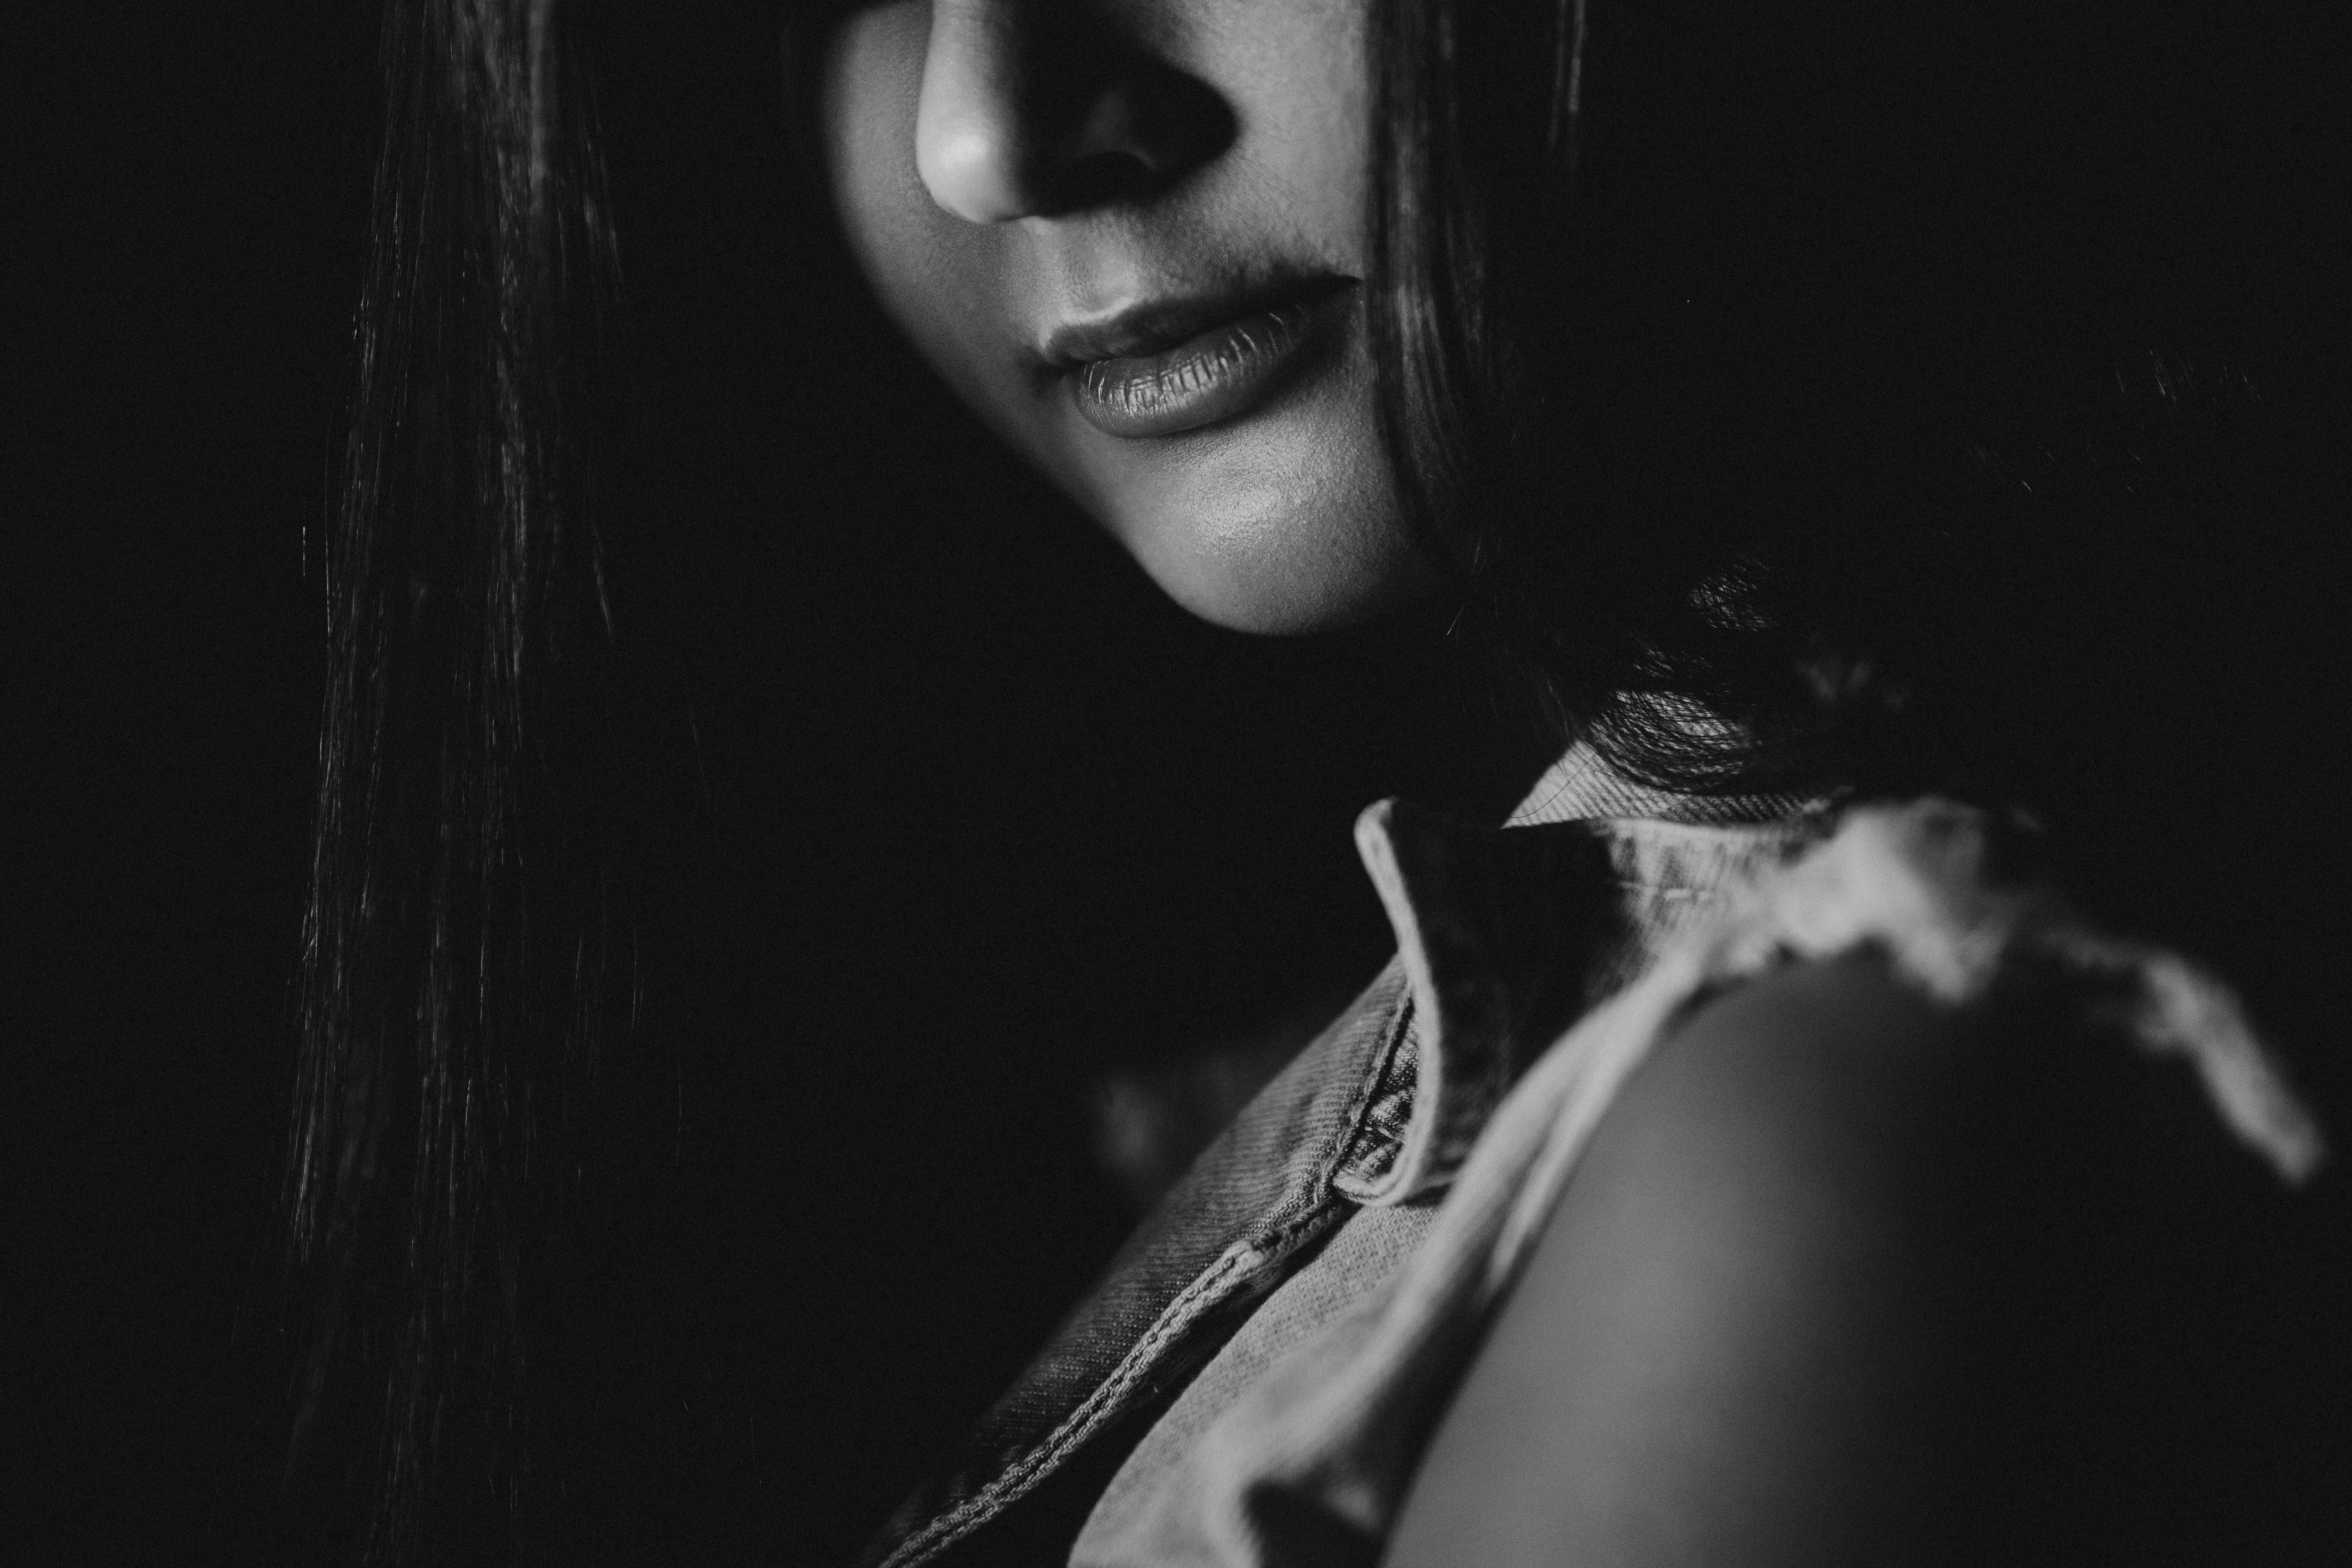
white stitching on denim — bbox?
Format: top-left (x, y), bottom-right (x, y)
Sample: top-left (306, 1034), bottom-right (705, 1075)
top-left (1331, 988), bottom-right (1416, 1204)
top-left (878, 1208), bottom-right (1351, 1567)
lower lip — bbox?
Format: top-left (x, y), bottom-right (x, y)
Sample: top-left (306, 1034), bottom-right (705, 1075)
top-left (1069, 287), bottom-right (1352, 439)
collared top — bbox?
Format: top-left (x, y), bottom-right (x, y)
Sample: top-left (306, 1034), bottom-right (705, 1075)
top-left (857, 751), bottom-right (2323, 1568)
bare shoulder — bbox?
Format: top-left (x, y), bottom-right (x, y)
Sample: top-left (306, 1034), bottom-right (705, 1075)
top-left (1383, 944), bottom-right (2320, 1566)
top-left (1588, 946), bottom-right (1976, 1204)
top-left (1383, 950), bottom-right (1992, 1568)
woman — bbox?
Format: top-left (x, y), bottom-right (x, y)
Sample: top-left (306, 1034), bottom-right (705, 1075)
top-left (291, 0), bottom-right (2341, 1562)
top-left (809, 4), bottom-right (2338, 1565)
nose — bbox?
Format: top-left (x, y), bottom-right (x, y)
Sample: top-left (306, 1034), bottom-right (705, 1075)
top-left (914, 0), bottom-right (1232, 224)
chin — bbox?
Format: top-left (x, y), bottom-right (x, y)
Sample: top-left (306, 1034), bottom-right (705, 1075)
top-left (1076, 388), bottom-right (1436, 636)
top-left (1113, 466), bottom-right (1435, 636)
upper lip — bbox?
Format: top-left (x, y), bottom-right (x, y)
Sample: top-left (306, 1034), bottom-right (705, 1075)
top-left (1038, 273), bottom-right (1356, 369)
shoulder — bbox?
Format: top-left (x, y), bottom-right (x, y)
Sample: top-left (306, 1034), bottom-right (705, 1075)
top-left (1596, 948), bottom-right (1974, 1209)
top-left (1387, 941), bottom-right (2327, 1566)
top-left (1511, 949), bottom-right (1982, 1349)
top-left (1387, 948), bottom-right (2186, 1568)
top-left (1384, 952), bottom-right (1982, 1566)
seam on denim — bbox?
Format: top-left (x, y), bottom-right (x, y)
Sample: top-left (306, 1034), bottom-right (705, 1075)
top-left (875, 1207), bottom-right (1349, 1568)
top-left (1332, 986), bottom-right (1410, 1176)
top-left (879, 973), bottom-right (1409, 1564)
top-left (1331, 987), bottom-right (1417, 1203)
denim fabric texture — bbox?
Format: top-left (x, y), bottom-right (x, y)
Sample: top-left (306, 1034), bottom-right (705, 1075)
top-left (855, 750), bottom-right (1809, 1568)
top-left (858, 751), bottom-right (2324, 1568)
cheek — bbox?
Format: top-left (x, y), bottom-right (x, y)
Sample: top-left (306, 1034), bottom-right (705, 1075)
top-left (1214, 0), bottom-right (1373, 242)
top-left (818, 6), bottom-right (925, 229)
top-left (821, 8), bottom-right (1046, 456)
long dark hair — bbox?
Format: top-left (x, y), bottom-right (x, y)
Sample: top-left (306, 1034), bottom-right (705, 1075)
top-left (287, 0), bottom-right (631, 1558)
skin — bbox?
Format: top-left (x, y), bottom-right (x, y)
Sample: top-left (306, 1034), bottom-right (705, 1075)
top-left (1387, 955), bottom-right (1968, 1567)
top-left (818, 0), bottom-right (1436, 634)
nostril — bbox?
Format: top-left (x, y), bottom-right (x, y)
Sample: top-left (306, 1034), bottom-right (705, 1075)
top-left (912, 6), bottom-right (1236, 224)
top-left (1035, 71), bottom-right (1234, 213)
top-left (1051, 149), bottom-right (1160, 211)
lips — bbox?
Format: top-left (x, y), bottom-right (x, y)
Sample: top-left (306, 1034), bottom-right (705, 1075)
top-left (1044, 276), bottom-right (1355, 439)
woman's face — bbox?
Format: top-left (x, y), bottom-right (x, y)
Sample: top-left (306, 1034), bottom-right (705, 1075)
top-left (819, 0), bottom-right (1433, 633)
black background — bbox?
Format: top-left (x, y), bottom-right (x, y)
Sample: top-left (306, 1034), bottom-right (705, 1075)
top-left (6, 2), bottom-right (2344, 1563)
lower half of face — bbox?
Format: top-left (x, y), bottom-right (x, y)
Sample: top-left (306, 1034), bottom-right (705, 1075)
top-left (820, 0), bottom-right (1436, 635)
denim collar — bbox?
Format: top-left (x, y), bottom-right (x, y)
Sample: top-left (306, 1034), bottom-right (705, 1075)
top-left (1334, 790), bottom-right (1821, 1209)
top-left (862, 749), bottom-right (1820, 1568)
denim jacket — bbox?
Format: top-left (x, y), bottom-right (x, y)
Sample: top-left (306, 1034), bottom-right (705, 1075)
top-left (858, 751), bottom-right (2323, 1568)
